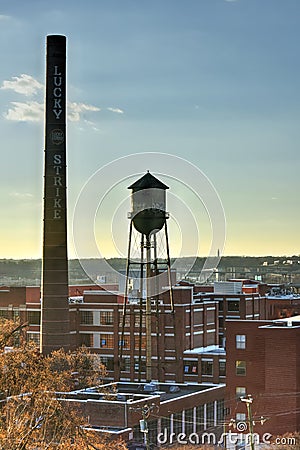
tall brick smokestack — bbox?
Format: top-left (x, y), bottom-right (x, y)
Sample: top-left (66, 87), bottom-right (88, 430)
top-left (40, 35), bottom-right (70, 354)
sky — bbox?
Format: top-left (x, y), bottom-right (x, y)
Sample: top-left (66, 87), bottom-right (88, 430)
top-left (0, 0), bottom-right (300, 259)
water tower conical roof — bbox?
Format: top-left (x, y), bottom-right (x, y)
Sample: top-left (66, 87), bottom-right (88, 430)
top-left (128, 171), bottom-right (169, 191)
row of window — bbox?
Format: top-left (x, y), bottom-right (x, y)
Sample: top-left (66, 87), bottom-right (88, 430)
top-left (80, 311), bottom-right (113, 325)
top-left (101, 357), bottom-right (147, 373)
top-left (100, 356), bottom-right (226, 378)
top-left (1, 309), bottom-right (38, 323)
top-left (80, 333), bottom-right (114, 348)
top-left (82, 311), bottom-right (150, 328)
top-left (0, 309), bottom-right (20, 320)
top-left (184, 360), bottom-right (226, 377)
top-left (119, 313), bottom-right (146, 328)
top-left (80, 334), bottom-right (150, 349)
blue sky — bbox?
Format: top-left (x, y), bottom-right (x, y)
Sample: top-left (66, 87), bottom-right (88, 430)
top-left (0, 0), bottom-right (300, 258)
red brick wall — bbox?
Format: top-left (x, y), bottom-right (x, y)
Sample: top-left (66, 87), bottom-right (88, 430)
top-left (0, 287), bottom-right (27, 306)
top-left (226, 319), bottom-right (300, 437)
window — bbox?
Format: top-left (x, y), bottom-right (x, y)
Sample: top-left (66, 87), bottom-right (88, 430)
top-left (100, 311), bottom-right (113, 325)
top-left (134, 312), bottom-right (146, 328)
top-left (206, 402), bottom-right (214, 427)
top-left (121, 357), bottom-right (131, 372)
top-left (218, 300), bottom-right (224, 311)
top-left (119, 335), bottom-right (130, 349)
top-left (196, 405), bottom-right (204, 432)
top-left (227, 300), bottom-right (240, 312)
top-left (100, 334), bottom-right (114, 348)
top-left (0, 310), bottom-right (9, 319)
top-left (185, 408), bottom-right (194, 435)
top-left (119, 312), bottom-right (130, 328)
top-left (134, 334), bottom-right (146, 350)
top-left (134, 358), bottom-right (146, 373)
top-left (101, 356), bottom-right (114, 371)
top-left (80, 311), bottom-right (93, 325)
top-left (217, 399), bottom-right (225, 422)
top-left (27, 311), bottom-right (40, 325)
top-left (236, 361), bottom-right (246, 376)
top-left (173, 412), bottom-right (183, 435)
top-left (236, 334), bottom-right (246, 349)
top-left (13, 309), bottom-right (20, 320)
top-left (201, 359), bottom-right (213, 376)
top-left (219, 360), bottom-right (226, 377)
top-left (27, 332), bottom-right (40, 345)
top-left (183, 360), bottom-right (198, 375)
top-left (236, 387), bottom-right (246, 399)
top-left (80, 333), bottom-right (93, 347)
top-left (236, 413), bottom-right (246, 422)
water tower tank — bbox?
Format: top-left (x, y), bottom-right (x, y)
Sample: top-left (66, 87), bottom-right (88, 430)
top-left (128, 171), bottom-right (169, 237)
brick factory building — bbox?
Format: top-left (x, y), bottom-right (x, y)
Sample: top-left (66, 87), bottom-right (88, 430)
top-left (1, 281), bottom-right (299, 445)
top-left (0, 280), bottom-right (274, 385)
top-left (0, 284), bottom-right (222, 384)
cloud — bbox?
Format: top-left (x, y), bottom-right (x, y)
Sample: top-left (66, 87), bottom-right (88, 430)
top-left (1, 74), bottom-right (43, 96)
top-left (4, 101), bottom-right (44, 122)
top-left (0, 15), bottom-right (10, 20)
top-left (83, 119), bottom-right (102, 132)
top-left (3, 100), bottom-right (101, 123)
top-left (68, 102), bottom-right (101, 122)
top-left (1, 74), bottom-right (102, 124)
top-left (10, 192), bottom-right (34, 199)
top-left (107, 107), bottom-right (124, 114)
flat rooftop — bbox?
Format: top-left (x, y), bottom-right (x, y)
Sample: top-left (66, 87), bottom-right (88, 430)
top-left (267, 294), bottom-right (300, 300)
top-left (184, 345), bottom-right (226, 356)
top-left (61, 381), bottom-right (224, 404)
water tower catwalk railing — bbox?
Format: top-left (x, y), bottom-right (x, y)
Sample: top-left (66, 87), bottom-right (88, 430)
top-left (118, 172), bottom-right (176, 382)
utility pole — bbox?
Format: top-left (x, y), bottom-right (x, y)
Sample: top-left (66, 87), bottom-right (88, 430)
top-left (240, 395), bottom-right (254, 450)
top-left (130, 402), bottom-right (159, 450)
top-left (141, 404), bottom-right (150, 450)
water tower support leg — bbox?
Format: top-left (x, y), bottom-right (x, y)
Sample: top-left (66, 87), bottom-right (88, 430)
top-left (146, 236), bottom-right (152, 382)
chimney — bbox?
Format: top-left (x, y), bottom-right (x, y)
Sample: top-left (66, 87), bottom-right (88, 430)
top-left (40, 35), bottom-right (70, 354)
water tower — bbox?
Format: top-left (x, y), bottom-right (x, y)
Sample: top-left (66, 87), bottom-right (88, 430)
top-left (129, 170), bottom-right (168, 237)
top-left (119, 171), bottom-right (174, 382)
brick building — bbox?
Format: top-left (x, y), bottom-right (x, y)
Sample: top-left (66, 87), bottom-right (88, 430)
top-left (0, 284), bottom-right (227, 447)
top-left (0, 280), bottom-right (271, 385)
top-left (59, 380), bottom-right (226, 447)
top-left (225, 317), bottom-right (300, 441)
top-left (266, 293), bottom-right (300, 320)
top-left (193, 281), bottom-right (267, 347)
top-left (0, 284), bottom-right (221, 383)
